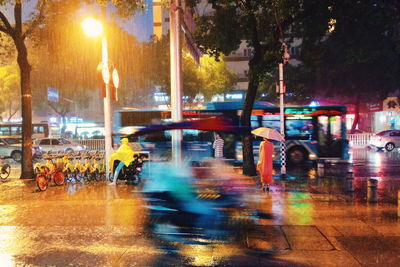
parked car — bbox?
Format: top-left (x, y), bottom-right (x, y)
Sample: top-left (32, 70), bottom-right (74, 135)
top-left (0, 136), bottom-right (42, 162)
top-left (35, 138), bottom-right (86, 153)
top-left (369, 130), bottom-right (400, 151)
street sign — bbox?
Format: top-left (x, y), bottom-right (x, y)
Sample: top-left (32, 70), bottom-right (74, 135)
top-left (112, 68), bottom-right (119, 89)
top-left (47, 87), bottom-right (59, 102)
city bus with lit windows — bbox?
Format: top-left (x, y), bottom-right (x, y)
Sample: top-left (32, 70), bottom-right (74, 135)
top-left (0, 123), bottom-right (54, 139)
top-left (114, 102), bottom-right (349, 164)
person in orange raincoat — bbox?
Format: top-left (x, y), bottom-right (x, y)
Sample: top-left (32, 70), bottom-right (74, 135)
top-left (257, 138), bottom-right (274, 191)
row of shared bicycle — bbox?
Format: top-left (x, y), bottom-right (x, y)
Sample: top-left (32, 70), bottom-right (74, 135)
top-left (34, 151), bottom-right (106, 191)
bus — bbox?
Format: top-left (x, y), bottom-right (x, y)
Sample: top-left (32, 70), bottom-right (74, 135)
top-left (0, 123), bottom-right (52, 139)
top-left (114, 102), bottom-right (349, 164)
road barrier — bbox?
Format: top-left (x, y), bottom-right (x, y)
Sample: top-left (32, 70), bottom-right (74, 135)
top-left (72, 139), bottom-right (105, 151)
top-left (348, 133), bottom-right (373, 148)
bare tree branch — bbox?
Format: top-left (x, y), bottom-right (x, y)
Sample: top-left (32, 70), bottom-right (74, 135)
top-left (23, 0), bottom-right (46, 39)
top-left (0, 11), bottom-right (14, 35)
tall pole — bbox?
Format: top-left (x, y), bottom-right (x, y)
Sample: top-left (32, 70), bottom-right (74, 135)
top-left (101, 7), bottom-right (113, 176)
top-left (279, 63), bottom-right (286, 175)
top-left (170, 0), bottom-right (183, 163)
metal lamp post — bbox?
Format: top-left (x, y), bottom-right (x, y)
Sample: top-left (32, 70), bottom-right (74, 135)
top-left (170, 0), bottom-right (183, 163)
top-left (82, 17), bottom-right (113, 176)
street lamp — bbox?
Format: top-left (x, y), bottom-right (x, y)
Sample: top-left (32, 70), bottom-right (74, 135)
top-left (82, 17), bottom-right (113, 177)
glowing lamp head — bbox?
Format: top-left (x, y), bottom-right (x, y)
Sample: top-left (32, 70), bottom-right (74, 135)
top-left (82, 18), bottom-right (103, 37)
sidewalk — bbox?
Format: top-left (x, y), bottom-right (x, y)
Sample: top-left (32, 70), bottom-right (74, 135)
top-left (0, 176), bottom-right (399, 266)
top-left (239, 182), bottom-right (400, 266)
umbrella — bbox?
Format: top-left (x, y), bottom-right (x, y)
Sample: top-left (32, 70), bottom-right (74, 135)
top-left (251, 127), bottom-right (284, 141)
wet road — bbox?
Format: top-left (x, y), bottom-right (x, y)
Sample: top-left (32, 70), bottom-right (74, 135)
top-left (0, 149), bottom-right (399, 266)
top-left (281, 148), bottom-right (400, 203)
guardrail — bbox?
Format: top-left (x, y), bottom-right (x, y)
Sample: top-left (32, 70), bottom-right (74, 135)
top-left (348, 133), bottom-right (373, 148)
top-left (72, 139), bottom-right (105, 151)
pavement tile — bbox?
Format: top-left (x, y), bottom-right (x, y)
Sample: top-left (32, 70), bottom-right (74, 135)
top-left (286, 235), bottom-right (334, 251)
top-left (245, 236), bottom-right (289, 251)
top-left (13, 248), bottom-right (85, 266)
top-left (324, 236), bottom-right (347, 251)
top-left (261, 251), bottom-right (310, 266)
top-left (371, 225), bottom-right (400, 236)
top-left (334, 225), bottom-right (380, 236)
top-left (346, 250), bottom-right (400, 267)
top-left (316, 225), bottom-right (343, 237)
top-left (336, 236), bottom-right (400, 252)
top-left (281, 225), bottom-right (322, 237)
top-left (302, 250), bottom-right (361, 267)
top-left (216, 255), bottom-right (262, 267)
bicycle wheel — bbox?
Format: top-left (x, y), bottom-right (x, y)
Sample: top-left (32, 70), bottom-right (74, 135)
top-left (36, 174), bottom-right (49, 191)
top-left (53, 171), bottom-right (65, 186)
top-left (0, 164), bottom-right (10, 180)
top-left (86, 171), bottom-right (93, 182)
top-left (94, 170), bottom-right (101, 181)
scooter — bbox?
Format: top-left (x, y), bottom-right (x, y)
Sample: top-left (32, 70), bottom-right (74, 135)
top-left (109, 153), bottom-right (146, 185)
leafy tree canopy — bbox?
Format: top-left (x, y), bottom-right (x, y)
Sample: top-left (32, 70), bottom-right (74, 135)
top-left (0, 63), bottom-right (20, 121)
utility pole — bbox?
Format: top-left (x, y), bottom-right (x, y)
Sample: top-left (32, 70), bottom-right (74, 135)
top-left (170, 0), bottom-right (183, 163)
top-left (101, 7), bottom-right (113, 176)
top-left (279, 62), bottom-right (286, 175)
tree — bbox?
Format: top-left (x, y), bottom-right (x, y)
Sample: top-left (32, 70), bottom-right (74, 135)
top-left (0, 0), bottom-right (144, 178)
top-left (290, 1), bottom-right (400, 132)
top-left (0, 64), bottom-right (20, 121)
top-left (0, 1), bottom-right (47, 178)
top-left (144, 36), bottom-right (237, 104)
top-left (192, 0), bottom-right (301, 175)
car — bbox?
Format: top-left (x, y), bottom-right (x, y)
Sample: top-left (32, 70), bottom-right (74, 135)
top-left (369, 130), bottom-right (400, 151)
top-left (0, 136), bottom-right (42, 162)
top-left (36, 138), bottom-right (86, 153)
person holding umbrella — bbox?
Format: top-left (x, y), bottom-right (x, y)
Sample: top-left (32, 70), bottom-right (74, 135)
top-left (252, 127), bottom-right (284, 192)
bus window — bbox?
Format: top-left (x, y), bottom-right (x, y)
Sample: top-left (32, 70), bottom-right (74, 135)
top-left (285, 116), bottom-right (313, 140)
top-left (183, 130), bottom-right (199, 141)
top-left (141, 131), bottom-right (171, 142)
top-left (11, 126), bottom-right (21, 135)
top-left (330, 116), bottom-right (342, 140)
top-left (251, 115), bottom-right (260, 128)
top-left (0, 127), bottom-right (10, 136)
top-left (262, 115), bottom-right (280, 131)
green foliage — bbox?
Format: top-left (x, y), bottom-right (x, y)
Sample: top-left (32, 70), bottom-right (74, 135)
top-left (0, 32), bottom-right (15, 65)
top-left (291, 0), bottom-right (400, 101)
top-left (0, 63), bottom-right (20, 121)
top-left (183, 54), bottom-right (237, 101)
top-left (144, 35), bottom-right (237, 103)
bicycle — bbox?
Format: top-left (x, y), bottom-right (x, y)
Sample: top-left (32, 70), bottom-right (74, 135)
top-left (62, 154), bottom-right (76, 182)
top-left (93, 152), bottom-right (106, 181)
top-left (0, 157), bottom-right (11, 180)
top-left (73, 154), bottom-right (87, 182)
top-left (35, 154), bottom-right (65, 191)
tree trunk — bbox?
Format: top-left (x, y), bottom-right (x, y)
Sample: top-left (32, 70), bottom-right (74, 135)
top-left (240, 73), bottom-right (258, 176)
top-left (15, 37), bottom-right (33, 179)
top-left (350, 94), bottom-right (361, 133)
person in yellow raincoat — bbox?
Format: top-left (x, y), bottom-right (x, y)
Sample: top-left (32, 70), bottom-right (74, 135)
top-left (109, 138), bottom-right (135, 185)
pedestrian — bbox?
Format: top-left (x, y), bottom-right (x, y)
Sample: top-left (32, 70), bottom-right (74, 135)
top-left (213, 133), bottom-right (224, 159)
top-left (257, 137), bottom-right (274, 191)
